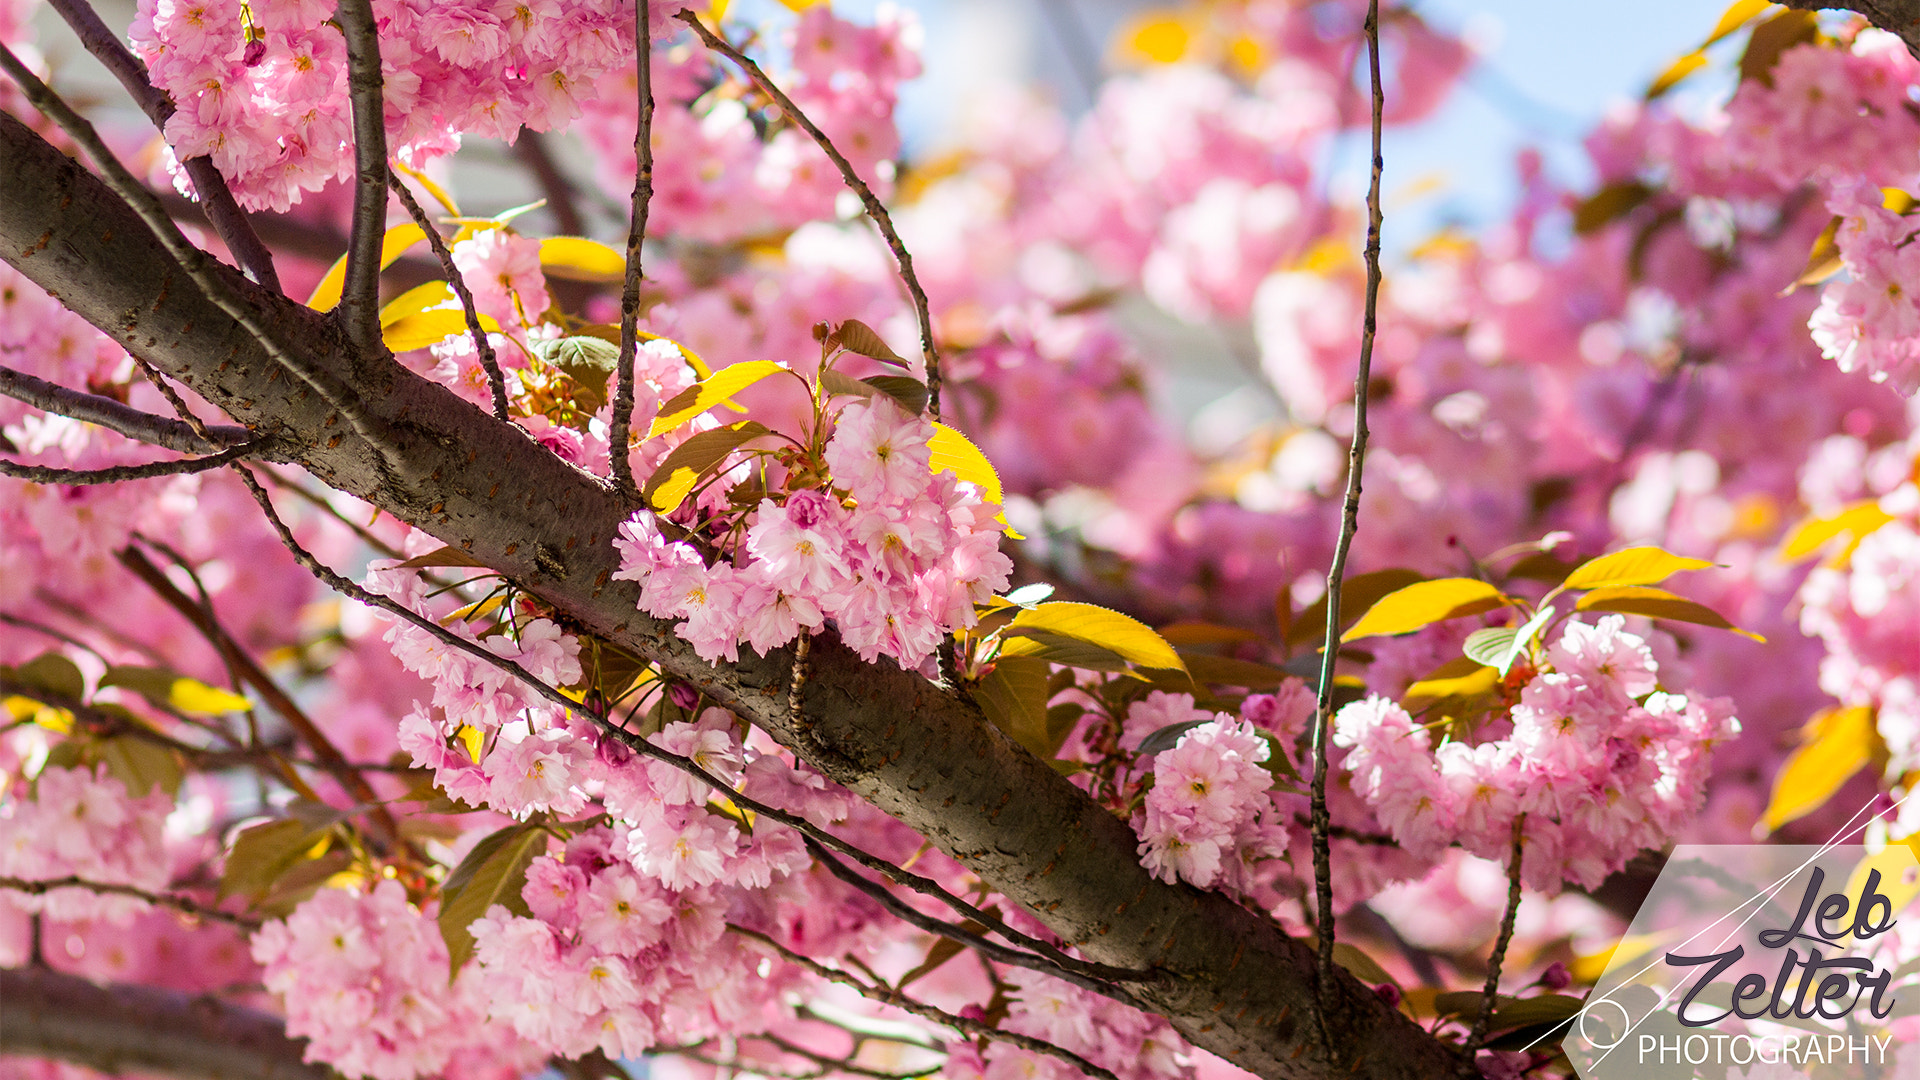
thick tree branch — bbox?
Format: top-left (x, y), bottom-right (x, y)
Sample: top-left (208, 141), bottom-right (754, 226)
top-left (0, 965), bottom-right (327, 1080)
top-left (0, 365), bottom-right (254, 453)
top-left (41, 0), bottom-right (282, 292)
top-left (0, 106), bottom-right (1469, 1080)
top-left (1786, 0), bottom-right (1920, 55)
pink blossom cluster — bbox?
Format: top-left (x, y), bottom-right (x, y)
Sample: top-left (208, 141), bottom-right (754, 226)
top-left (1132, 715), bottom-right (1289, 890)
top-left (1335, 616), bottom-right (1741, 892)
top-left (129, 0), bottom-right (679, 211)
top-left (250, 881), bottom-right (538, 1080)
top-left (1798, 477), bottom-right (1920, 769)
top-left (1724, 32), bottom-right (1920, 191)
top-left (943, 966), bottom-right (1188, 1080)
top-left (1809, 180), bottom-right (1920, 394)
top-left (0, 765), bottom-right (172, 923)
top-left (614, 396), bottom-right (1012, 671)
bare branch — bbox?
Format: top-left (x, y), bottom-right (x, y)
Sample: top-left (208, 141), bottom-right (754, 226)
top-left (1309, 0), bottom-right (1386, 1040)
top-left (727, 924), bottom-right (1121, 1080)
top-left (677, 11), bottom-right (944, 418)
top-left (0, 440), bottom-right (262, 484)
top-left (0, 365), bottom-right (253, 453)
top-left (1463, 817), bottom-right (1525, 1056)
top-left (0, 875), bottom-right (261, 930)
top-left (387, 168), bottom-right (510, 420)
top-left (610, 0), bottom-right (657, 500)
top-left (333, 0), bottom-right (392, 355)
top-left (0, 965), bottom-right (327, 1080)
top-left (41, 0), bottom-right (282, 292)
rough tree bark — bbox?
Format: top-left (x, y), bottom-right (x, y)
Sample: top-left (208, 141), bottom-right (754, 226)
top-left (0, 109), bottom-right (1471, 1080)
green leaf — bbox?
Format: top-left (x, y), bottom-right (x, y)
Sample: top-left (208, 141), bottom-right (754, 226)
top-left (14, 653), bottom-right (83, 701)
top-left (974, 656), bottom-right (1054, 758)
top-left (221, 818), bottom-right (332, 902)
top-left (648, 361), bottom-right (787, 437)
top-left (862, 375), bottom-right (929, 416)
top-left (1573, 181), bottom-right (1653, 234)
top-left (534, 335), bottom-right (623, 415)
top-left (818, 368), bottom-right (876, 401)
top-left (1764, 705), bottom-right (1877, 831)
top-left (99, 735), bottom-right (182, 797)
top-left (1574, 586), bottom-right (1765, 642)
top-left (1341, 579), bottom-right (1509, 642)
top-left (439, 821), bottom-right (547, 976)
top-left (1559, 546), bottom-right (1714, 591)
top-left (1499, 604), bottom-right (1557, 676)
top-left (998, 628), bottom-right (1131, 672)
top-left (832, 318), bottom-right (910, 367)
top-left (1137, 720), bottom-right (1207, 755)
top-left (1740, 9), bottom-right (1819, 87)
top-left (1462, 627), bottom-right (1518, 669)
top-left (643, 421), bottom-right (771, 513)
top-left (1005, 602), bottom-right (1186, 671)
top-left (1003, 583), bottom-right (1054, 608)
top-left (1332, 942), bottom-right (1398, 989)
top-left (1286, 569), bottom-right (1426, 649)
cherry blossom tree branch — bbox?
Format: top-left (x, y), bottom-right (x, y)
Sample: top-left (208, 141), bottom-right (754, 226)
top-left (611, 0), bottom-right (658, 500)
top-left (41, 0), bottom-right (282, 293)
top-left (0, 440), bottom-right (263, 484)
top-left (1786, 0), bottom-right (1920, 55)
top-left (0, 965), bottom-right (328, 1080)
top-left (0, 365), bottom-right (254, 453)
top-left (0, 107), bottom-right (1470, 1080)
top-left (0, 876), bottom-right (261, 929)
top-left (1463, 817), bottom-right (1526, 1056)
top-left (1308, 0), bottom-right (1386, 1038)
top-left (334, 0), bottom-right (392, 355)
top-left (387, 167), bottom-right (510, 421)
top-left (727, 924), bottom-right (1121, 1080)
top-left (677, 11), bottom-right (944, 418)
top-left (0, 48), bottom-right (409, 480)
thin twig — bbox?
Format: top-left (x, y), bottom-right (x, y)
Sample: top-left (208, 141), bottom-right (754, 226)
top-left (0, 365), bottom-right (253, 454)
top-left (677, 11), bottom-right (943, 418)
top-left (0, 47), bottom-right (405, 475)
top-left (610, 0), bottom-right (657, 500)
top-left (333, 0), bottom-right (392, 355)
top-left (748, 1032), bottom-right (943, 1080)
top-left (727, 924), bottom-right (1120, 1080)
top-left (386, 168), bottom-right (509, 420)
top-left (0, 441), bottom-right (260, 485)
top-left (805, 838), bottom-right (1152, 1002)
top-left (1464, 816), bottom-right (1526, 1055)
top-left (1309, 0), bottom-right (1385, 1041)
top-left (0, 876), bottom-right (261, 930)
top-left (41, 0), bottom-right (281, 292)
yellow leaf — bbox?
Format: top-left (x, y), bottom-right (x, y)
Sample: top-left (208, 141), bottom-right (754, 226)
top-left (3, 695), bottom-right (39, 721)
top-left (392, 158), bottom-right (460, 215)
top-left (1560, 545), bottom-right (1715, 591)
top-left (458, 724), bottom-right (485, 764)
top-left (382, 307), bottom-right (501, 353)
top-left (647, 467), bottom-right (700, 513)
top-left (1006, 602), bottom-right (1186, 672)
top-left (1783, 215), bottom-right (1844, 295)
top-left (1703, 0), bottom-right (1773, 47)
top-left (775, 0), bottom-right (826, 10)
top-left (1574, 585), bottom-right (1765, 641)
top-left (1765, 705), bottom-right (1877, 830)
top-left (1885, 188), bottom-right (1917, 214)
top-left (1646, 50), bottom-right (1708, 99)
top-left (929, 423), bottom-right (1022, 538)
top-left (1403, 658), bottom-right (1500, 704)
top-left (380, 280), bottom-right (454, 327)
top-left (1781, 499), bottom-right (1896, 562)
top-left (1841, 843), bottom-right (1920, 940)
top-left (306, 224), bottom-right (429, 311)
top-left (1126, 14), bottom-right (1192, 64)
top-left (1341, 579), bottom-right (1509, 642)
top-left (168, 678), bottom-right (253, 715)
top-left (539, 236), bottom-right (627, 283)
top-left (647, 361), bottom-right (787, 438)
